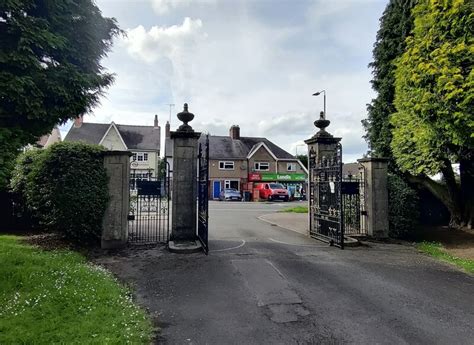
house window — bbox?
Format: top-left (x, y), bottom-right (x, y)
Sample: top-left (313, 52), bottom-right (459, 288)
top-left (135, 152), bottom-right (149, 162)
top-left (219, 161), bottom-right (234, 170)
top-left (254, 162), bottom-right (270, 171)
top-left (136, 172), bottom-right (149, 179)
top-left (287, 163), bottom-right (297, 172)
top-left (225, 180), bottom-right (239, 190)
top-left (132, 153), bottom-right (137, 161)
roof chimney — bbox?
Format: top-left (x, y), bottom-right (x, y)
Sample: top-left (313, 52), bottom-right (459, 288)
top-left (154, 114), bottom-right (159, 128)
top-left (74, 115), bottom-right (83, 128)
top-left (165, 121), bottom-right (170, 138)
top-left (230, 125), bottom-right (240, 140)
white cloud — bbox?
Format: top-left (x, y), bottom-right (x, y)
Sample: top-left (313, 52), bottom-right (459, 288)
top-left (122, 17), bottom-right (206, 63)
top-left (88, 0), bottom-right (386, 162)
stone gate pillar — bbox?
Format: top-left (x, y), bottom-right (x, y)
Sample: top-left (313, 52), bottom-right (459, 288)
top-left (358, 158), bottom-right (389, 238)
top-left (101, 151), bottom-right (131, 249)
top-left (305, 111), bottom-right (342, 237)
top-left (169, 104), bottom-right (202, 253)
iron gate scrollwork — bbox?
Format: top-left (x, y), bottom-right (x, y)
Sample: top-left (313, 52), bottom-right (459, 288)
top-left (128, 161), bottom-right (171, 244)
top-left (342, 173), bottom-right (367, 236)
top-left (309, 143), bottom-right (344, 248)
top-left (198, 134), bottom-right (209, 254)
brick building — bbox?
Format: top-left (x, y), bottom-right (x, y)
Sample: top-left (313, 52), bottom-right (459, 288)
top-left (200, 125), bottom-right (307, 199)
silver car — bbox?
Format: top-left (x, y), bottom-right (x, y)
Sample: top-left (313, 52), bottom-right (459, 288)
top-left (219, 188), bottom-right (242, 201)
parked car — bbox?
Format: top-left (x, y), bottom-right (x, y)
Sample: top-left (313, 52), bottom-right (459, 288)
top-left (219, 188), bottom-right (242, 201)
top-left (255, 183), bottom-right (289, 201)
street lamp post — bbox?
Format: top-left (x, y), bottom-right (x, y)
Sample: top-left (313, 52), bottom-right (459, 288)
top-left (312, 90), bottom-right (326, 119)
top-left (295, 144), bottom-right (306, 156)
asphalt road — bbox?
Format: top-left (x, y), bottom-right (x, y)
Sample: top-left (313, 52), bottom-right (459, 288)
top-left (97, 201), bottom-right (474, 345)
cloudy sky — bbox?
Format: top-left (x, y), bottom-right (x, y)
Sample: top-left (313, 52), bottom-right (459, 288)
top-left (61, 0), bottom-right (388, 162)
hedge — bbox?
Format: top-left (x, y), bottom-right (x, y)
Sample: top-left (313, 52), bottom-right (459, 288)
top-left (387, 174), bottom-right (420, 238)
top-left (10, 149), bottom-right (43, 227)
top-left (11, 142), bottom-right (109, 244)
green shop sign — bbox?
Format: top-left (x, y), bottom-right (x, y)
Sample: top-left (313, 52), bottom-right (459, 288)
top-left (260, 173), bottom-right (306, 181)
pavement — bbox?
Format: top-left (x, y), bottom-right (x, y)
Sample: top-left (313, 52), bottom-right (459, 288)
top-left (258, 211), bottom-right (308, 236)
top-left (95, 201), bottom-right (474, 345)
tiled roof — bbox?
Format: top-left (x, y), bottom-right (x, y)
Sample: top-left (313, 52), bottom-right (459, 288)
top-left (116, 124), bottom-right (160, 150)
top-left (64, 123), bottom-right (160, 151)
top-left (64, 123), bottom-right (109, 145)
top-left (200, 135), bottom-right (295, 160)
top-left (342, 162), bottom-right (360, 177)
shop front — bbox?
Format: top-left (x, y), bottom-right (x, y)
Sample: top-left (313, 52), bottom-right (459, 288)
top-left (248, 172), bottom-right (307, 200)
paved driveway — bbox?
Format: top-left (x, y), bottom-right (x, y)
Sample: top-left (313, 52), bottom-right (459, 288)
top-left (96, 201), bottom-right (474, 345)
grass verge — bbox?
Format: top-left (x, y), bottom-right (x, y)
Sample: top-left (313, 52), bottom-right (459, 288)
top-left (279, 206), bottom-right (308, 213)
top-left (0, 235), bottom-right (153, 344)
top-left (417, 241), bottom-right (474, 274)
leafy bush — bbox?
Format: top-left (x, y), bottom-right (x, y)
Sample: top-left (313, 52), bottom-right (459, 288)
top-left (388, 174), bottom-right (419, 238)
top-left (14, 142), bottom-right (108, 244)
top-left (10, 150), bottom-right (41, 196)
top-left (10, 149), bottom-right (44, 227)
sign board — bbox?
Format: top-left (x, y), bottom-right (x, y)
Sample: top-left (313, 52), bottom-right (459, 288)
top-left (260, 173), bottom-right (306, 181)
top-left (136, 180), bottom-right (161, 196)
top-left (341, 181), bottom-right (359, 195)
top-left (248, 173), bottom-right (261, 181)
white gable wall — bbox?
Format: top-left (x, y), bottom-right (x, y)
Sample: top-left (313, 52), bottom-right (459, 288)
top-left (101, 126), bottom-right (127, 150)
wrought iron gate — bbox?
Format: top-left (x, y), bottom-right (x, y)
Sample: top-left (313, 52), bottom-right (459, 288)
top-left (342, 173), bottom-right (367, 236)
top-left (198, 135), bottom-right (209, 254)
top-left (128, 162), bottom-right (170, 244)
top-left (309, 144), bottom-right (344, 248)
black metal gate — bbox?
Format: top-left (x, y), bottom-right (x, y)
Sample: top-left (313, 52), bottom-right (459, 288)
top-left (342, 173), bottom-right (367, 236)
top-left (198, 135), bottom-right (210, 254)
top-left (309, 144), bottom-right (344, 248)
top-left (128, 162), bottom-right (170, 244)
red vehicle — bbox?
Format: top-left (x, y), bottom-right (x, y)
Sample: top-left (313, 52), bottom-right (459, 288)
top-left (255, 183), bottom-right (289, 201)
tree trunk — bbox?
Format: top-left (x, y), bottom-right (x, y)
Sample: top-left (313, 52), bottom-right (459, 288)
top-left (406, 167), bottom-right (464, 229)
top-left (439, 159), bottom-right (463, 228)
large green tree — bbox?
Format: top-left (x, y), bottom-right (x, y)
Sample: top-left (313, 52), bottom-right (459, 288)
top-left (0, 0), bottom-right (120, 189)
top-left (391, 0), bottom-right (473, 228)
top-left (362, 0), bottom-right (416, 164)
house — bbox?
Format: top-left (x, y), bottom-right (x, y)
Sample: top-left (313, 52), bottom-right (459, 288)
top-left (199, 125), bottom-right (308, 199)
top-left (342, 162), bottom-right (361, 179)
top-left (36, 126), bottom-right (62, 148)
top-left (64, 115), bottom-right (161, 179)
top-left (24, 126), bottom-right (62, 151)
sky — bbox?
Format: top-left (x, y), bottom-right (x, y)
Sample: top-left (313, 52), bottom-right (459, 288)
top-left (60, 0), bottom-right (388, 162)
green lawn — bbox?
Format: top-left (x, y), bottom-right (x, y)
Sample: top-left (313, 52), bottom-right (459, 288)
top-left (279, 206), bottom-right (308, 213)
top-left (0, 235), bottom-right (153, 344)
top-left (417, 241), bottom-right (474, 274)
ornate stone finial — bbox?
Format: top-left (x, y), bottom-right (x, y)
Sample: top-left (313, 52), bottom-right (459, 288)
top-left (312, 110), bottom-right (332, 138)
top-left (177, 103), bottom-right (195, 132)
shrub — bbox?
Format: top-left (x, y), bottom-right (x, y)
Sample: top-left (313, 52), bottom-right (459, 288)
top-left (388, 174), bottom-right (420, 238)
top-left (9, 149), bottom-right (44, 227)
top-left (23, 142), bottom-right (108, 244)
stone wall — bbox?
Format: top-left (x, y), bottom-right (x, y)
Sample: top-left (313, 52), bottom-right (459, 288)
top-left (358, 158), bottom-right (389, 238)
top-left (101, 151), bottom-right (131, 249)
top-left (170, 132), bottom-right (200, 241)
